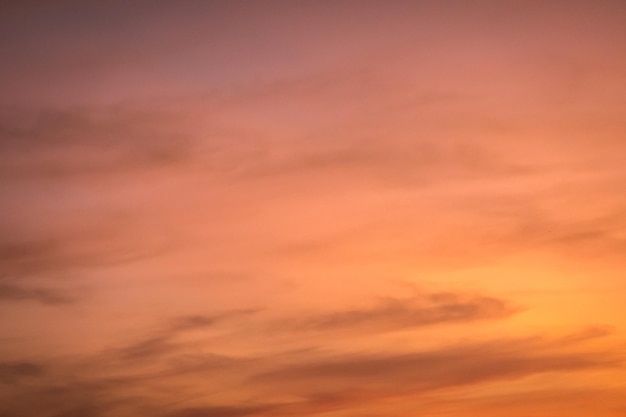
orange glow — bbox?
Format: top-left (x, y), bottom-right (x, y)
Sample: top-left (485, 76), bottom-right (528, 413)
top-left (1, 2), bottom-right (625, 416)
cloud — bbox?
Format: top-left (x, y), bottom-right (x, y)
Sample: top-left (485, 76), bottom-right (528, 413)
top-left (117, 336), bottom-right (174, 362)
top-left (252, 337), bottom-right (621, 410)
top-left (474, 200), bottom-right (626, 264)
top-left (0, 106), bottom-right (193, 180)
top-left (0, 361), bottom-right (46, 384)
top-left (169, 309), bottom-right (261, 333)
top-left (0, 57), bottom-right (534, 187)
top-left (0, 228), bottom-right (172, 282)
top-left (0, 328), bottom-right (620, 417)
top-left (50, 406), bottom-right (105, 417)
top-left (111, 293), bottom-right (513, 368)
top-left (0, 2), bottom-right (624, 417)
top-left (258, 348), bottom-right (602, 387)
top-left (438, 386), bottom-right (626, 417)
top-left (558, 325), bottom-right (616, 344)
top-left (282, 292), bottom-right (516, 334)
top-left (0, 238), bottom-right (63, 278)
top-left (0, 378), bottom-right (120, 417)
top-left (116, 309), bottom-right (261, 362)
top-left (164, 405), bottom-right (274, 417)
top-left (0, 283), bottom-right (72, 305)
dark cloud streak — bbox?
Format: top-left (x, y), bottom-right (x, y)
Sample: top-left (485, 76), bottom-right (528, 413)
top-left (283, 292), bottom-right (516, 334)
top-left (0, 361), bottom-right (46, 384)
top-left (252, 339), bottom-right (622, 413)
top-left (0, 282), bottom-right (72, 305)
top-left (0, 107), bottom-right (193, 180)
top-left (116, 309), bottom-right (261, 362)
top-left (164, 405), bottom-right (274, 417)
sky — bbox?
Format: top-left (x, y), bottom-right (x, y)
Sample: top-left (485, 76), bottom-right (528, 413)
top-left (1, 1), bottom-right (626, 416)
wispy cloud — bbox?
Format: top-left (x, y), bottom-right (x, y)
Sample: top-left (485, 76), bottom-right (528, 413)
top-left (0, 227), bottom-right (172, 282)
top-left (0, 283), bottom-right (72, 305)
top-left (250, 337), bottom-right (622, 415)
top-left (0, 107), bottom-right (193, 180)
top-left (164, 405), bottom-right (274, 417)
top-left (0, 361), bottom-right (46, 385)
top-left (280, 292), bottom-right (516, 334)
top-left (1, 2), bottom-right (625, 417)
top-left (0, 325), bottom-right (621, 417)
top-left (116, 309), bottom-right (261, 362)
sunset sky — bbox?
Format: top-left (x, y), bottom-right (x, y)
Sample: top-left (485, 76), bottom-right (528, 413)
top-left (1, 1), bottom-right (626, 416)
